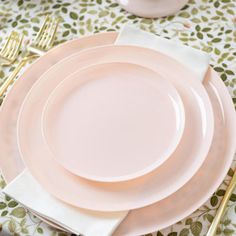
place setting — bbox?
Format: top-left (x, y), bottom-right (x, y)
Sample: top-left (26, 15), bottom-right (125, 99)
top-left (0, 2), bottom-right (236, 236)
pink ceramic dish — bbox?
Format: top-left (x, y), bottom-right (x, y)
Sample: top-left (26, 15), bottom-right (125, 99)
top-left (17, 45), bottom-right (213, 211)
top-left (0, 32), bottom-right (118, 182)
top-left (116, 0), bottom-right (188, 18)
top-left (42, 62), bottom-right (185, 182)
top-left (0, 33), bottom-right (235, 236)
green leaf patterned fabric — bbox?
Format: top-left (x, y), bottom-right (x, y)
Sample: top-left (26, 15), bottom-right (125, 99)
top-left (0, 0), bottom-right (236, 235)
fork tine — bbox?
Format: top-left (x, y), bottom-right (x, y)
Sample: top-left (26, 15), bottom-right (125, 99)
top-left (0, 33), bottom-right (12, 55)
top-left (5, 32), bottom-right (22, 59)
top-left (41, 18), bottom-right (54, 48)
top-left (1, 32), bottom-right (18, 58)
top-left (9, 33), bottom-right (23, 60)
top-left (33, 16), bottom-right (50, 45)
top-left (37, 17), bottom-right (52, 48)
top-left (7, 34), bottom-right (17, 58)
top-left (0, 32), bottom-right (14, 56)
top-left (45, 18), bottom-right (59, 49)
top-left (42, 18), bottom-right (59, 49)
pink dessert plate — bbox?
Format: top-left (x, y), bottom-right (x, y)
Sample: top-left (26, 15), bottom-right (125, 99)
top-left (17, 44), bottom-right (214, 211)
top-left (41, 62), bottom-right (185, 182)
top-left (0, 32), bottom-right (235, 235)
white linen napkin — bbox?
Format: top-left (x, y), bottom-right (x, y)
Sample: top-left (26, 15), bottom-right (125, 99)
top-left (3, 170), bottom-right (128, 236)
top-left (3, 25), bottom-right (210, 236)
top-left (116, 25), bottom-right (210, 82)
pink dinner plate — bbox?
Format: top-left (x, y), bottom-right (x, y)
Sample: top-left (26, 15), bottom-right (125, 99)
top-left (17, 44), bottom-right (213, 211)
top-left (42, 62), bottom-right (185, 182)
top-left (0, 32), bottom-right (235, 236)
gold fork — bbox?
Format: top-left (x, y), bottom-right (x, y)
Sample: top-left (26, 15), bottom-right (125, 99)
top-left (206, 169), bottom-right (236, 236)
top-left (0, 16), bottom-right (59, 97)
top-left (0, 31), bottom-right (24, 66)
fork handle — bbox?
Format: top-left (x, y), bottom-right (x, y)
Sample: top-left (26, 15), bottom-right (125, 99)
top-left (0, 55), bottom-right (38, 97)
top-left (206, 170), bottom-right (236, 236)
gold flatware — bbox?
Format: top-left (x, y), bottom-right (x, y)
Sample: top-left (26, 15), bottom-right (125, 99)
top-left (0, 16), bottom-right (59, 97)
top-left (206, 169), bottom-right (236, 236)
top-left (27, 16), bottom-right (59, 56)
top-left (0, 31), bottom-right (24, 66)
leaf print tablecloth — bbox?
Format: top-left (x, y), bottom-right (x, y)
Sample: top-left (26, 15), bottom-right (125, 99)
top-left (0, 0), bottom-right (236, 235)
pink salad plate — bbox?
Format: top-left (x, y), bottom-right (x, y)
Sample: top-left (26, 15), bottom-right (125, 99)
top-left (0, 32), bottom-right (234, 236)
top-left (41, 62), bottom-right (185, 182)
top-left (17, 44), bottom-right (213, 212)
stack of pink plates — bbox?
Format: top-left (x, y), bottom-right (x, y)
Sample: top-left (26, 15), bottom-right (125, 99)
top-left (0, 32), bottom-right (236, 236)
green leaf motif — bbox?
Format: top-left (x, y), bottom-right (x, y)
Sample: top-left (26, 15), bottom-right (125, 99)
top-left (37, 227), bottom-right (44, 234)
top-left (8, 200), bottom-right (18, 208)
top-left (0, 202), bottom-right (7, 209)
top-left (201, 16), bottom-right (208, 22)
top-left (1, 210), bottom-right (8, 216)
top-left (31, 17), bottom-right (40, 23)
top-left (20, 218), bottom-right (26, 226)
top-left (141, 19), bottom-right (152, 24)
top-left (10, 207), bottom-right (26, 218)
top-left (195, 25), bottom-right (201, 31)
top-left (88, 10), bottom-right (97, 14)
top-left (70, 12), bottom-right (78, 20)
top-left (212, 38), bottom-right (222, 43)
top-left (190, 221), bottom-right (203, 236)
top-left (5, 195), bottom-right (11, 202)
top-left (52, 4), bottom-right (61, 9)
top-left (214, 1), bottom-right (220, 7)
top-left (33, 26), bottom-right (40, 32)
top-left (179, 12), bottom-right (190, 18)
top-left (225, 70), bottom-right (234, 75)
top-left (214, 48), bottom-right (221, 55)
top-left (167, 232), bottom-right (177, 236)
top-left (223, 228), bottom-right (235, 235)
top-left (186, 218), bottom-right (193, 225)
top-left (62, 30), bottom-right (70, 37)
top-left (202, 27), bottom-right (211, 32)
top-left (191, 8), bottom-right (198, 14)
top-left (206, 214), bottom-right (214, 223)
top-left (8, 220), bottom-right (16, 233)
top-left (191, 18), bottom-right (201, 23)
top-left (210, 195), bottom-right (218, 206)
top-left (216, 189), bottom-right (226, 196)
top-left (99, 10), bottom-right (109, 17)
top-left (221, 73), bottom-right (227, 81)
top-left (109, 3), bottom-right (119, 7)
top-left (179, 228), bottom-right (190, 236)
top-left (12, 21), bottom-right (17, 27)
top-left (80, 8), bottom-right (87, 14)
top-left (21, 227), bottom-right (29, 234)
top-left (79, 28), bottom-right (85, 35)
top-left (17, 0), bottom-right (23, 6)
top-left (230, 194), bottom-right (236, 202)
top-left (223, 219), bottom-right (231, 226)
top-left (156, 231), bottom-right (164, 236)
top-left (63, 23), bottom-right (71, 29)
top-left (197, 32), bottom-right (203, 39)
top-left (62, 7), bottom-right (68, 13)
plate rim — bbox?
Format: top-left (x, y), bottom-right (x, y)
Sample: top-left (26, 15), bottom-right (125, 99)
top-left (41, 61), bottom-right (186, 182)
top-left (0, 32), bottom-right (234, 235)
top-left (16, 43), bottom-right (214, 211)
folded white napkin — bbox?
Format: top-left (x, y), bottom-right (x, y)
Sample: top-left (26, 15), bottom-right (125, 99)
top-left (4, 170), bottom-right (128, 236)
top-left (116, 25), bottom-right (209, 81)
top-left (3, 25), bottom-right (210, 236)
